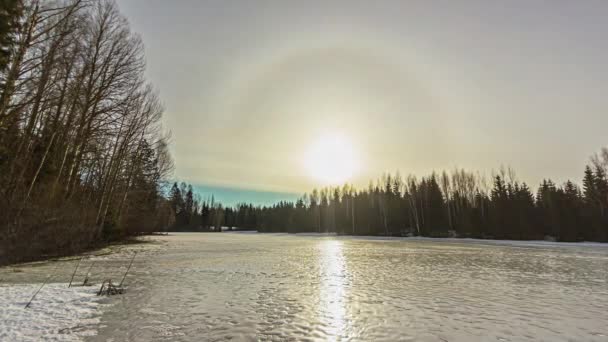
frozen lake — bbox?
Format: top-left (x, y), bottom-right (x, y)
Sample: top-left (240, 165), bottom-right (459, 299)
top-left (2, 232), bottom-right (608, 341)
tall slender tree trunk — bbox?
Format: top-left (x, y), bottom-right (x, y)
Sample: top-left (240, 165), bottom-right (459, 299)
top-left (15, 132), bottom-right (57, 223)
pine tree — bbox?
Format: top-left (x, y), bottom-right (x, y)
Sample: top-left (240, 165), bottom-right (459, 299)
top-left (594, 165), bottom-right (607, 217)
top-left (513, 182), bottom-right (535, 239)
top-left (185, 185), bottom-right (194, 225)
top-left (169, 182), bottom-right (186, 228)
top-left (423, 174), bottom-right (448, 236)
top-left (201, 201), bottom-right (210, 230)
top-left (583, 166), bottom-right (596, 205)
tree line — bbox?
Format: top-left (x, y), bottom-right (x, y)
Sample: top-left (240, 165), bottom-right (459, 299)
top-left (166, 182), bottom-right (258, 233)
top-left (173, 150), bottom-right (608, 243)
top-left (0, 0), bottom-right (173, 265)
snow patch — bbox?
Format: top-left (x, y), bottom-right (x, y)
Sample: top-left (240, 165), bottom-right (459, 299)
top-left (0, 283), bottom-right (106, 341)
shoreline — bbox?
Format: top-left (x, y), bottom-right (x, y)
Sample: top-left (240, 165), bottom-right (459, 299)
top-left (0, 236), bottom-right (154, 269)
top-left (171, 229), bottom-right (608, 247)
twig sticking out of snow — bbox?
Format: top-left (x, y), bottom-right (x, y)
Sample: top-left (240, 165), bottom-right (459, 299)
top-left (97, 279), bottom-right (124, 296)
top-left (25, 266), bottom-right (55, 308)
top-left (68, 257), bottom-right (84, 288)
top-left (82, 261), bottom-right (95, 286)
top-left (97, 280), bottom-right (107, 296)
top-left (119, 252), bottom-right (137, 287)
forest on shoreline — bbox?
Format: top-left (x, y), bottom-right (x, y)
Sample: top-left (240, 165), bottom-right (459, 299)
top-left (0, 0), bottom-right (172, 265)
top-left (169, 150), bottom-right (608, 243)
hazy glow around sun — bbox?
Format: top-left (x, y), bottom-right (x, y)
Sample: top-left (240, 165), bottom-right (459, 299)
top-left (304, 133), bottom-right (360, 186)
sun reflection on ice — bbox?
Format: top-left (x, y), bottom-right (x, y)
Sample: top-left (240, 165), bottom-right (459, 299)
top-left (318, 240), bottom-right (349, 341)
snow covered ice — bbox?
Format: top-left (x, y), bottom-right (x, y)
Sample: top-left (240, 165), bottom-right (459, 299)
top-left (0, 283), bottom-right (105, 341)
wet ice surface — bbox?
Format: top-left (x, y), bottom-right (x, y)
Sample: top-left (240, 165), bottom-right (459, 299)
top-left (2, 233), bottom-right (607, 341)
top-left (86, 233), bottom-right (608, 342)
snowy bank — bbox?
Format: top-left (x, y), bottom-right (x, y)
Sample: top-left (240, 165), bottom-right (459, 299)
top-left (0, 283), bottom-right (106, 341)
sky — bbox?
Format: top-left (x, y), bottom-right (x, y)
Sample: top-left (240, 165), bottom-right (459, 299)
top-left (117, 0), bottom-right (608, 205)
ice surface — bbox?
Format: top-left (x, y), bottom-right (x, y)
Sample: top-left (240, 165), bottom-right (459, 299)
top-left (91, 233), bottom-right (608, 341)
top-left (2, 233), bottom-right (607, 341)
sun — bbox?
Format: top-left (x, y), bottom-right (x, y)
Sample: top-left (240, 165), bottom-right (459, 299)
top-left (303, 134), bottom-right (360, 185)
